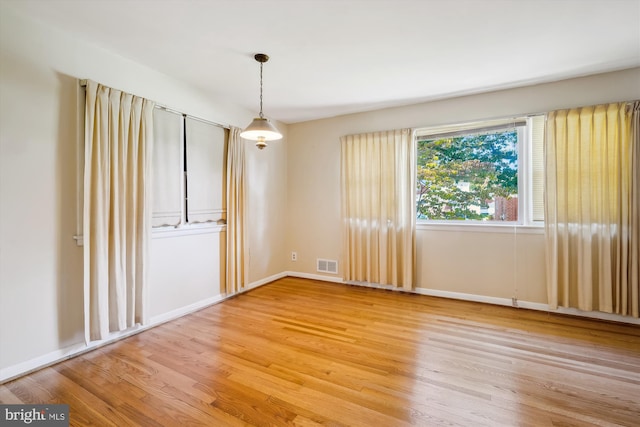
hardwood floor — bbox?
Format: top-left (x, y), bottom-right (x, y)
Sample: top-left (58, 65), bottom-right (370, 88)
top-left (2, 277), bottom-right (639, 426)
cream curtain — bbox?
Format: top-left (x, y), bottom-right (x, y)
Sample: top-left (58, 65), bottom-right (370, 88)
top-left (629, 101), bottom-right (640, 317)
top-left (545, 102), bottom-right (639, 317)
top-left (341, 128), bottom-right (416, 290)
top-left (84, 80), bottom-right (155, 341)
top-left (226, 127), bottom-right (246, 294)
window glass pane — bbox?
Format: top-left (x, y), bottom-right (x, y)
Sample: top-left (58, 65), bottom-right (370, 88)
top-left (152, 108), bottom-right (183, 227)
top-left (417, 127), bottom-right (519, 221)
top-left (185, 117), bottom-right (226, 223)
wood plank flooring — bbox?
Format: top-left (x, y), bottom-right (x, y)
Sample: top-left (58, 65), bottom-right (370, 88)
top-left (2, 277), bottom-right (639, 426)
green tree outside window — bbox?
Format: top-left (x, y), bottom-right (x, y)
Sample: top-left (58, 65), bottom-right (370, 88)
top-left (417, 130), bottom-right (518, 221)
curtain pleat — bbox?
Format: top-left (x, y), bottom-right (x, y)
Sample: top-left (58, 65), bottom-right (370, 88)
top-left (545, 102), bottom-right (639, 317)
top-left (629, 102), bottom-right (640, 317)
top-left (341, 129), bottom-right (416, 290)
top-left (226, 127), bottom-right (246, 294)
top-left (84, 80), bottom-right (154, 341)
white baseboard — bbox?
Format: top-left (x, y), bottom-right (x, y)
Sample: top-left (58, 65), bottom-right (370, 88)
top-left (545, 305), bottom-right (640, 324)
top-left (314, 276), bottom-right (640, 326)
top-left (3, 271), bottom-right (637, 383)
top-left (0, 273), bottom-right (278, 384)
top-left (344, 280), bottom-right (640, 325)
top-left (0, 276), bottom-right (282, 383)
top-left (1, 342), bottom-right (91, 384)
top-left (150, 295), bottom-right (226, 325)
top-left (0, 325), bottom-right (153, 383)
top-left (1, 293), bottom-right (233, 383)
top-left (413, 287), bottom-right (639, 324)
top-left (0, 272), bottom-right (324, 382)
top-left (413, 287), bottom-right (516, 306)
top-left (285, 271), bottom-right (345, 284)
top-left (245, 272), bottom-right (288, 289)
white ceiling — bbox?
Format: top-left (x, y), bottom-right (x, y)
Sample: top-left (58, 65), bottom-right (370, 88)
top-left (5, 0), bottom-right (640, 123)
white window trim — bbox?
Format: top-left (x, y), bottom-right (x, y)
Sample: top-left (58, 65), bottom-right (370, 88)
top-left (416, 222), bottom-right (543, 234)
top-left (151, 222), bottom-right (226, 239)
top-left (74, 222), bottom-right (227, 246)
top-left (415, 116), bottom-right (544, 229)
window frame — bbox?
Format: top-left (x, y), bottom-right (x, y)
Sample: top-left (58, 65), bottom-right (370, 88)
top-left (415, 116), bottom-right (544, 230)
top-left (151, 106), bottom-right (228, 234)
top-left (74, 84), bottom-right (228, 246)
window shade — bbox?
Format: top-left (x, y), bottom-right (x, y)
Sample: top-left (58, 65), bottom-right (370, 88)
top-left (185, 117), bottom-right (226, 223)
top-left (415, 118), bottom-right (526, 139)
top-left (152, 108), bottom-right (183, 227)
top-left (531, 115), bottom-right (545, 222)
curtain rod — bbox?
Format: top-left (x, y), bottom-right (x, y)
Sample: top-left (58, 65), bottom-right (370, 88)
top-left (154, 105), bottom-right (229, 130)
top-left (79, 79), bottom-right (230, 130)
top-left (514, 99), bottom-right (639, 118)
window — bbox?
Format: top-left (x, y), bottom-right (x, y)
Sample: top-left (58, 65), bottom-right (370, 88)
top-left (74, 85), bottom-right (227, 247)
top-left (152, 107), bottom-right (227, 228)
top-left (416, 116), bottom-right (544, 225)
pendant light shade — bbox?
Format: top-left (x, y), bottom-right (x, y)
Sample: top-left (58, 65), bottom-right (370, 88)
top-left (241, 117), bottom-right (282, 143)
top-left (241, 53), bottom-right (282, 149)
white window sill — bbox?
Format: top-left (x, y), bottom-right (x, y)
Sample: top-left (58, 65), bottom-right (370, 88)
top-left (152, 222), bottom-right (226, 239)
top-left (416, 221), bottom-right (544, 234)
top-left (73, 222), bottom-right (226, 246)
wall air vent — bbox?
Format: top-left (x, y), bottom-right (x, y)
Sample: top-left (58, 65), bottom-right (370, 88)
top-left (317, 258), bottom-right (338, 274)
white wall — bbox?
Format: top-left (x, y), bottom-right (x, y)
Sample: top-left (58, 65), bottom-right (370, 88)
top-left (0, 4), bottom-right (288, 380)
top-left (245, 134), bottom-right (289, 281)
top-left (415, 227), bottom-right (546, 303)
top-left (149, 231), bottom-right (226, 319)
top-left (286, 67), bottom-right (640, 305)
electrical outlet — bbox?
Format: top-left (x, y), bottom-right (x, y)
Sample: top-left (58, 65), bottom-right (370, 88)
top-left (291, 252), bottom-right (297, 261)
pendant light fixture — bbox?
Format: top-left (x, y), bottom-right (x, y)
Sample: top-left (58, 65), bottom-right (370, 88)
top-left (240, 53), bottom-right (282, 149)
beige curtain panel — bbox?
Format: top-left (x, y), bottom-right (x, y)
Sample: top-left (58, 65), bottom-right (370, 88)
top-left (226, 127), bottom-right (246, 294)
top-left (545, 102), bottom-right (639, 317)
top-left (341, 128), bottom-right (416, 290)
top-left (84, 80), bottom-right (155, 341)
